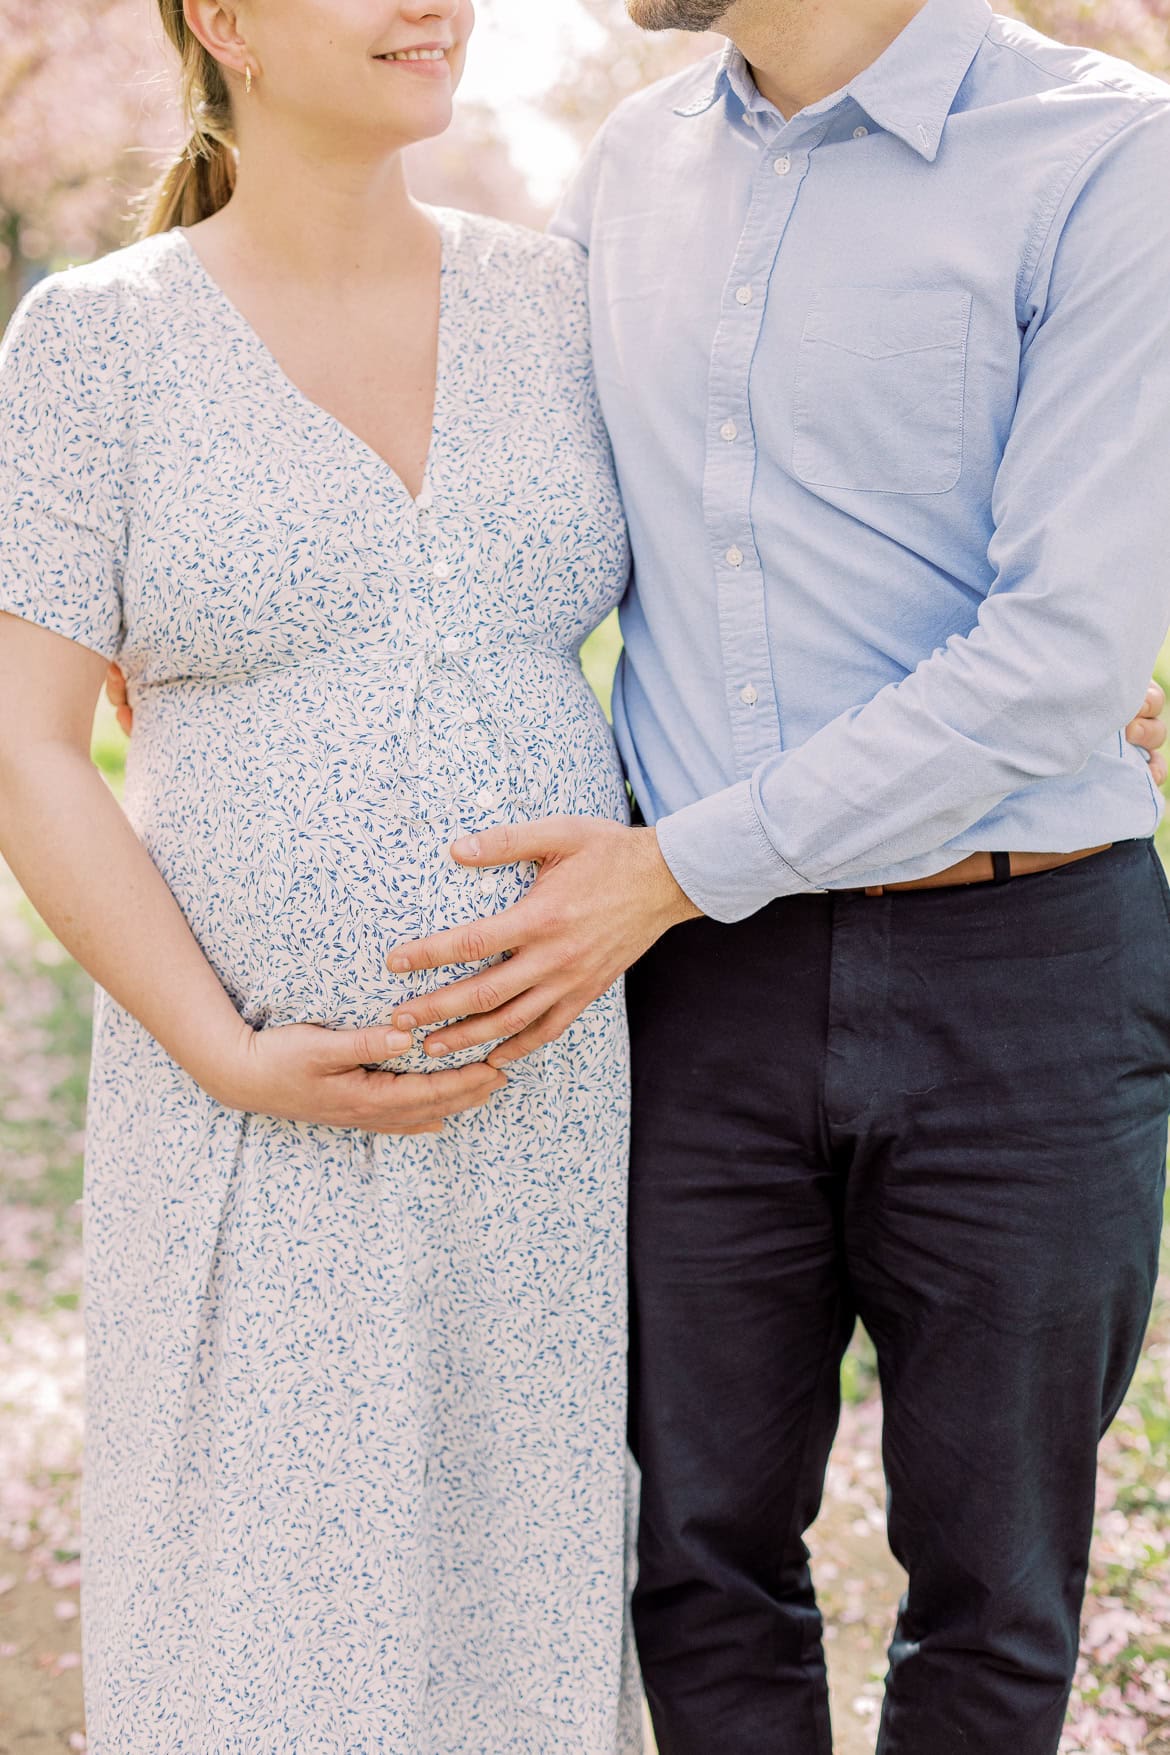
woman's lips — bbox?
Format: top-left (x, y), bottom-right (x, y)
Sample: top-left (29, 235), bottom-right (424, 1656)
top-left (374, 46), bottom-right (453, 77)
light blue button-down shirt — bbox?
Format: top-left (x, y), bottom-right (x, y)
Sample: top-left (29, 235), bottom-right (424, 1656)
top-left (552, 0), bottom-right (1170, 921)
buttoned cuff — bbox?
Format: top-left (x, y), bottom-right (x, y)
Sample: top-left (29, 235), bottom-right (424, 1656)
top-left (654, 781), bottom-right (823, 923)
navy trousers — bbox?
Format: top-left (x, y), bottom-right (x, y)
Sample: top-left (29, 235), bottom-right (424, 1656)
top-left (625, 839), bottom-right (1170, 1755)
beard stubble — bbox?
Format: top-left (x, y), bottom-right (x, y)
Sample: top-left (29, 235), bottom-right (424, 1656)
top-left (625, 0), bottom-right (731, 30)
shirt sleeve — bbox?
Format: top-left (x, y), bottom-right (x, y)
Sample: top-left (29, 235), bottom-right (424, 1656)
top-left (0, 274), bottom-right (130, 661)
top-left (656, 100), bottom-right (1170, 922)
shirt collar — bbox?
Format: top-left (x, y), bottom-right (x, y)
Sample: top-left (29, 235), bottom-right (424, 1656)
top-left (673, 0), bottom-right (992, 162)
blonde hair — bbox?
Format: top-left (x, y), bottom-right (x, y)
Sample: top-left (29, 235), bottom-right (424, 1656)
top-left (140, 0), bottom-right (238, 237)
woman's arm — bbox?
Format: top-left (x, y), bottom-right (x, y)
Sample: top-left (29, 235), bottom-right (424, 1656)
top-left (0, 614), bottom-right (505, 1133)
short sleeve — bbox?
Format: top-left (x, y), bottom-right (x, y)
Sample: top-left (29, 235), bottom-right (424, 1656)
top-left (0, 274), bottom-right (130, 660)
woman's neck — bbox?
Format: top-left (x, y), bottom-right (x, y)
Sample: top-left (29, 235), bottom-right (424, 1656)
top-left (198, 126), bottom-right (433, 290)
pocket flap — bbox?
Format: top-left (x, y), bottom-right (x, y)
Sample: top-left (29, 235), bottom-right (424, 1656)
top-left (802, 287), bottom-right (972, 360)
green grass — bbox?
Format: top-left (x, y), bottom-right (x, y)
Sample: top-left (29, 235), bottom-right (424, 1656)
top-left (90, 694), bottom-right (126, 789)
top-left (580, 611), bottom-right (623, 724)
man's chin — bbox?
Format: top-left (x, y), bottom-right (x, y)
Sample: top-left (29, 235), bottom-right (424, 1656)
top-left (625, 0), bottom-right (730, 30)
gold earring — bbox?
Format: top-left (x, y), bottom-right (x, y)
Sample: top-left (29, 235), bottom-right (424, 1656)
top-left (245, 64), bottom-right (253, 94)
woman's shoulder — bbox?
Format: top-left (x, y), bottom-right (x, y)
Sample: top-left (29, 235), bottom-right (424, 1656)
top-left (434, 206), bottom-right (588, 342)
top-left (436, 206), bottom-right (585, 286)
top-left (4, 232), bottom-right (183, 365)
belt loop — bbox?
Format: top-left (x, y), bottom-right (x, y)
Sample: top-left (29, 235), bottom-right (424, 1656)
top-left (992, 851), bottom-right (1012, 885)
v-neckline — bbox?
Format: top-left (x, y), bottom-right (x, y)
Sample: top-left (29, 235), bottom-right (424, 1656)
top-left (172, 213), bottom-right (450, 509)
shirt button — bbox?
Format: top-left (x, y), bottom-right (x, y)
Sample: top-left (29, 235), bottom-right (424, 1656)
top-left (416, 487), bottom-right (434, 510)
top-left (725, 545), bottom-right (743, 568)
top-left (720, 420), bottom-right (738, 443)
top-left (432, 560), bottom-right (451, 580)
top-left (735, 285), bottom-right (754, 306)
top-left (739, 684), bottom-right (759, 707)
top-left (476, 788), bottom-right (499, 811)
top-left (853, 125), bottom-right (869, 139)
top-left (774, 154), bottom-right (791, 175)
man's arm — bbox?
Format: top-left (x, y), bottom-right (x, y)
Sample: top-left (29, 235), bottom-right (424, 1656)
top-left (655, 100), bottom-right (1170, 919)
top-left (382, 102), bottom-right (1170, 1062)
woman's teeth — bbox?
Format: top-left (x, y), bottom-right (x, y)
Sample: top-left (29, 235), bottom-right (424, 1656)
top-left (383, 48), bottom-right (447, 61)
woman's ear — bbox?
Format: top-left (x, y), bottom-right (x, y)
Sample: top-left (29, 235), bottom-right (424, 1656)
top-left (183, 0), bottom-right (254, 84)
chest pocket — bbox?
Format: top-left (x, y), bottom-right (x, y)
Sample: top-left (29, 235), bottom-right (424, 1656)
top-left (792, 287), bottom-right (972, 495)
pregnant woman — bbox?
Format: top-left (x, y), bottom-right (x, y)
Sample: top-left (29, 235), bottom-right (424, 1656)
top-left (0, 0), bottom-right (647, 1749)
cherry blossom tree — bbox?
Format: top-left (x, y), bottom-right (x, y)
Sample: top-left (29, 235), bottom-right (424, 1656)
top-left (0, 0), bottom-right (538, 326)
top-left (1013, 0), bottom-right (1169, 67)
top-left (0, 0), bottom-right (178, 322)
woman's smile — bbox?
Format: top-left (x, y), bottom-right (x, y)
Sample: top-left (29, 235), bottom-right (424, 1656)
top-left (374, 42), bottom-right (454, 78)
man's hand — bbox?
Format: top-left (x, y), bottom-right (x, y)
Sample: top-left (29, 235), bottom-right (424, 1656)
top-left (105, 663), bottom-right (132, 736)
top-left (1127, 680), bottom-right (1168, 787)
top-left (385, 817), bottom-right (702, 1068)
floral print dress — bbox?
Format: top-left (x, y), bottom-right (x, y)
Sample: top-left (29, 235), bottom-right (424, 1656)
top-left (0, 209), bottom-right (642, 1754)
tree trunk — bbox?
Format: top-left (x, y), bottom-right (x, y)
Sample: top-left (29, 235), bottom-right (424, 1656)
top-left (1, 213), bottom-right (27, 332)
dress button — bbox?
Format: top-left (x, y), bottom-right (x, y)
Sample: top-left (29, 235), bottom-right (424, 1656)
top-left (739, 684), bottom-right (759, 707)
top-left (460, 705), bottom-right (479, 724)
top-left (774, 154), bottom-right (791, 176)
top-left (726, 546), bottom-right (743, 568)
top-left (720, 420), bottom-right (738, 443)
top-left (442, 635), bottom-right (462, 652)
top-left (853, 125), bottom-right (869, 139)
top-left (416, 488), bottom-right (434, 510)
top-left (476, 788), bottom-right (499, 811)
top-left (432, 560), bottom-right (451, 580)
top-left (735, 285), bottom-right (754, 306)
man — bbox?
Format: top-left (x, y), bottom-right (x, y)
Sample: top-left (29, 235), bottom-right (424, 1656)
top-left (112, 0), bottom-right (1170, 1747)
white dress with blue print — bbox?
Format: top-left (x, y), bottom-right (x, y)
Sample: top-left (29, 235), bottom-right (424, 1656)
top-left (0, 209), bottom-right (642, 1754)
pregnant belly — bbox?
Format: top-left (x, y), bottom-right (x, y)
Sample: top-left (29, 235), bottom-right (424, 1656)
top-left (123, 649), bottom-right (628, 1066)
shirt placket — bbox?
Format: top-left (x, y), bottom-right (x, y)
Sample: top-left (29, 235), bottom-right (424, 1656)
top-left (702, 117), bottom-right (827, 776)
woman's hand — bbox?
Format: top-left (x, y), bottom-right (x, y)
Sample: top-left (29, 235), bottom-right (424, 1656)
top-left (1, 620), bottom-right (504, 1141)
top-left (208, 1019), bottom-right (507, 1135)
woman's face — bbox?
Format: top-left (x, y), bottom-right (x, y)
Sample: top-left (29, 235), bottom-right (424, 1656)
top-left (209, 0), bottom-right (476, 151)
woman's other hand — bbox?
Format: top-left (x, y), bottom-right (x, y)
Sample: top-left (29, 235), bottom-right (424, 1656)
top-left (207, 1019), bottom-right (507, 1135)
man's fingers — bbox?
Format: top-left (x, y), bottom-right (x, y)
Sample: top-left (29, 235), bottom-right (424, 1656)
top-left (106, 660), bottom-right (133, 735)
top-left (448, 817), bottom-right (578, 871)
top-left (1143, 681), bottom-right (1167, 716)
top-left (391, 957), bottom-right (533, 1033)
top-left (421, 988), bottom-right (557, 1058)
top-left (1151, 751), bottom-right (1168, 788)
top-left (387, 902), bottom-right (532, 977)
top-left (104, 662), bottom-right (128, 710)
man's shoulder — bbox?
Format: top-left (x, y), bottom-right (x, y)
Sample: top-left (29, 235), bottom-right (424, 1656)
top-left (985, 10), bottom-right (1170, 115)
